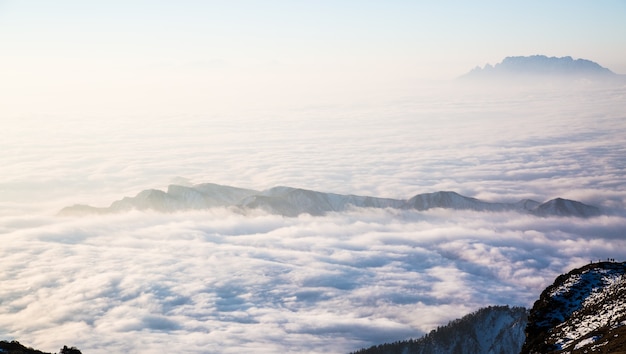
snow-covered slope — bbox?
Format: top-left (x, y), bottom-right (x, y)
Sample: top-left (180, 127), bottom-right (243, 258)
top-left (522, 261), bottom-right (626, 353)
top-left (351, 306), bottom-right (528, 354)
top-left (59, 183), bottom-right (602, 218)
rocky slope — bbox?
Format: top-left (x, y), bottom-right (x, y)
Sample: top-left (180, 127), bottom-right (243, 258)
top-left (59, 183), bottom-right (602, 218)
top-left (351, 262), bottom-right (626, 354)
top-left (0, 341), bottom-right (81, 354)
top-left (351, 306), bottom-right (528, 354)
top-left (521, 261), bottom-right (626, 354)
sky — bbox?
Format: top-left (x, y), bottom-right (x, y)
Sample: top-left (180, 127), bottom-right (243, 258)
top-left (1, 1), bottom-right (626, 353)
top-left (1, 0), bottom-right (625, 115)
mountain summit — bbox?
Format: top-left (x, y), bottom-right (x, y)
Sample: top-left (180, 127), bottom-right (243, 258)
top-left (461, 55), bottom-right (616, 80)
top-left (522, 261), bottom-right (626, 353)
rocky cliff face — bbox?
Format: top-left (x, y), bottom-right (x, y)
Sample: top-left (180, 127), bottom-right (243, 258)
top-left (521, 261), bottom-right (626, 354)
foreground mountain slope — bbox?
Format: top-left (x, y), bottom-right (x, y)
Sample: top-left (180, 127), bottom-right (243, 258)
top-left (350, 306), bottom-right (528, 354)
top-left (59, 183), bottom-right (602, 218)
top-left (521, 261), bottom-right (626, 354)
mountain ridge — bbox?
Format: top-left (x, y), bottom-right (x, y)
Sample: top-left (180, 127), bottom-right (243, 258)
top-left (59, 183), bottom-right (602, 218)
top-left (521, 261), bottom-right (626, 353)
top-left (460, 55), bottom-right (621, 81)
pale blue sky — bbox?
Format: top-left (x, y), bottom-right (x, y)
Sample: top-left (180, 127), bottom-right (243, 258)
top-left (1, 0), bottom-right (624, 114)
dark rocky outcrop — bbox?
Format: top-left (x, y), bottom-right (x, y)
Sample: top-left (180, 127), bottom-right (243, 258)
top-left (0, 341), bottom-right (81, 354)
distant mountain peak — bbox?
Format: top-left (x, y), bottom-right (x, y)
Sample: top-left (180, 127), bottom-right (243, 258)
top-left (461, 55), bottom-right (616, 80)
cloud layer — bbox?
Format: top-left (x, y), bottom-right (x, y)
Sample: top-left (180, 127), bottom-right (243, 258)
top-left (1, 83), bottom-right (625, 353)
top-left (1, 208), bottom-right (625, 353)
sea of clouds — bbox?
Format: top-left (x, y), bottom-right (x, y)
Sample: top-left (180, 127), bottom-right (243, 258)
top-left (1, 83), bottom-right (625, 353)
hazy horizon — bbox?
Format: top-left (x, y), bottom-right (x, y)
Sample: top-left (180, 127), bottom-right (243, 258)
top-left (2, 1), bottom-right (626, 116)
top-left (2, 1), bottom-right (626, 353)
top-left (3, 81), bottom-right (626, 353)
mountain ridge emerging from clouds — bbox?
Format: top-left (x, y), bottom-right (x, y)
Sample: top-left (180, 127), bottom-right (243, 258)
top-left (461, 55), bottom-right (618, 80)
top-left (60, 183), bottom-right (602, 218)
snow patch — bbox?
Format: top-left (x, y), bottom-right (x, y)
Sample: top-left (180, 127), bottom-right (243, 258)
top-left (574, 336), bottom-right (599, 350)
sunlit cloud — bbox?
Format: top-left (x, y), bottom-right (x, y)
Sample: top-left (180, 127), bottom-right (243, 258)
top-left (1, 205), bottom-right (625, 353)
top-left (1, 83), bottom-right (625, 352)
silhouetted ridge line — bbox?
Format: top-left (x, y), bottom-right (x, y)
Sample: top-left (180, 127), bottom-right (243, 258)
top-left (59, 183), bottom-right (602, 218)
top-left (0, 341), bottom-right (82, 354)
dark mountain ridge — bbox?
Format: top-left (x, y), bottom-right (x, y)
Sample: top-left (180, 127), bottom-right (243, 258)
top-left (59, 183), bottom-right (602, 218)
top-left (0, 341), bottom-right (81, 354)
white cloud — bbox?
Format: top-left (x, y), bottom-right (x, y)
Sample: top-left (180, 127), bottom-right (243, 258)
top-left (0, 84), bottom-right (625, 352)
top-left (0, 207), bottom-right (625, 353)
